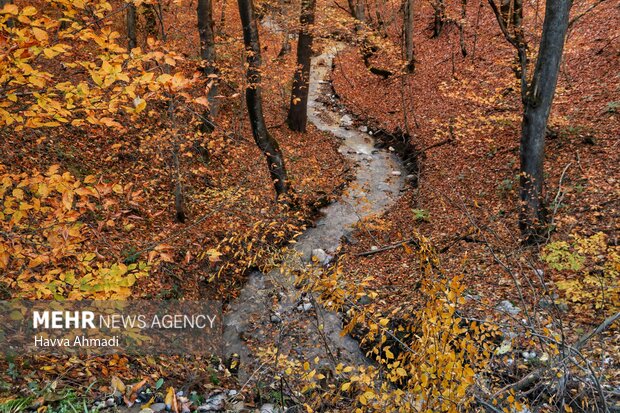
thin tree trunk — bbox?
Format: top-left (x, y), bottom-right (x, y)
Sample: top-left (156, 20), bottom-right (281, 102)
top-left (198, 0), bottom-right (216, 75)
top-left (287, 0), bottom-right (316, 132)
top-left (459, 0), bottom-right (467, 56)
top-left (219, 0), bottom-right (227, 34)
top-left (127, 2), bottom-right (137, 50)
top-left (198, 0), bottom-right (219, 127)
top-left (519, 0), bottom-right (572, 240)
top-left (431, 0), bottom-right (445, 37)
top-left (144, 3), bottom-right (158, 39)
top-left (237, 0), bottom-right (290, 199)
top-left (403, 0), bottom-right (415, 72)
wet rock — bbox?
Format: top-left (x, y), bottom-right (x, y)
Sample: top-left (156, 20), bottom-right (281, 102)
top-left (340, 114), bottom-right (353, 127)
top-left (311, 248), bottom-right (332, 265)
top-left (297, 302), bottom-right (313, 312)
top-left (260, 404), bottom-right (284, 413)
top-left (496, 300), bottom-right (521, 315)
top-left (198, 393), bottom-right (226, 411)
top-left (150, 403), bottom-right (166, 412)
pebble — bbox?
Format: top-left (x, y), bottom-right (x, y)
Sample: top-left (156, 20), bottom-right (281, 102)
top-left (358, 125), bottom-right (368, 133)
top-left (298, 302), bottom-right (313, 312)
top-left (388, 146), bottom-right (395, 151)
top-left (370, 246), bottom-right (378, 251)
top-left (105, 398), bottom-right (115, 407)
top-left (340, 114), bottom-right (353, 127)
top-left (150, 403), bottom-right (166, 412)
top-left (198, 392), bottom-right (226, 411)
top-left (270, 313), bottom-right (282, 323)
top-left (496, 300), bottom-right (521, 316)
top-left (391, 171), bottom-right (402, 176)
top-left (311, 248), bottom-right (331, 265)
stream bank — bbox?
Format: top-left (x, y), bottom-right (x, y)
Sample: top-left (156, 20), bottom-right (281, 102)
top-left (223, 41), bottom-right (407, 380)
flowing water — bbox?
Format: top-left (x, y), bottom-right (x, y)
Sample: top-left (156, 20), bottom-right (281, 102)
top-left (223, 42), bottom-right (406, 380)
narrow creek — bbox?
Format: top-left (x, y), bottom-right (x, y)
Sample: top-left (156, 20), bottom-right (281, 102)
top-left (223, 41), bottom-right (406, 380)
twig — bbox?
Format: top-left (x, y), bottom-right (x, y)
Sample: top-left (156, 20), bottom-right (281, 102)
top-left (355, 237), bottom-right (419, 256)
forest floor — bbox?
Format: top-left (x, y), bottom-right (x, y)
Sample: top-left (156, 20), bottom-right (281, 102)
top-left (330, 0), bottom-right (620, 398)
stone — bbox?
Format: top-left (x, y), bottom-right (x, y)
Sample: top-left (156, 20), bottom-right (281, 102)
top-left (260, 404), bottom-right (283, 413)
top-left (198, 393), bottom-right (226, 411)
top-left (391, 171), bottom-right (402, 176)
top-left (270, 313), bottom-right (282, 323)
top-left (298, 302), bottom-right (313, 312)
top-left (105, 398), bottom-right (115, 407)
top-left (370, 246), bottom-right (378, 251)
top-left (340, 114), bottom-right (353, 127)
top-left (150, 403), bottom-right (167, 412)
top-left (358, 125), bottom-right (368, 133)
top-left (388, 146), bottom-right (395, 152)
top-left (496, 300), bottom-right (521, 316)
top-left (311, 248), bottom-right (333, 265)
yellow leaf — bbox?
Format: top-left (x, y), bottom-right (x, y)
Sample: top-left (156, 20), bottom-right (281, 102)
top-left (341, 382), bottom-right (351, 391)
top-left (0, 4), bottom-right (18, 14)
top-left (21, 6), bottom-right (37, 16)
top-left (111, 376), bottom-right (126, 393)
top-left (32, 27), bottom-right (48, 42)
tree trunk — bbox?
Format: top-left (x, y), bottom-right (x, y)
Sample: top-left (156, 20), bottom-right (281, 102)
top-left (519, 0), bottom-right (572, 240)
top-left (197, 0), bottom-right (218, 128)
top-left (219, 0), bottom-right (227, 34)
top-left (126, 2), bottom-right (137, 50)
top-left (431, 0), bottom-right (445, 37)
top-left (198, 0), bottom-right (216, 75)
top-left (287, 0), bottom-right (316, 132)
top-left (144, 3), bottom-right (158, 39)
top-left (347, 0), bottom-right (365, 26)
top-left (237, 0), bottom-right (290, 199)
top-left (403, 0), bottom-right (415, 72)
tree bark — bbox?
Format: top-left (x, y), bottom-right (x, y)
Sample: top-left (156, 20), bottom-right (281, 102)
top-left (287, 0), bottom-right (316, 132)
top-left (126, 2), bottom-right (137, 50)
top-left (198, 0), bottom-right (216, 76)
top-left (197, 0), bottom-right (219, 125)
top-left (403, 0), bottom-right (415, 72)
top-left (237, 0), bottom-right (290, 199)
top-left (431, 0), bottom-right (445, 38)
top-left (519, 0), bottom-right (572, 240)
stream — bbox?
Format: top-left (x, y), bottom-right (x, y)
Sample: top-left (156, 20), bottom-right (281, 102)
top-left (223, 41), bottom-right (406, 380)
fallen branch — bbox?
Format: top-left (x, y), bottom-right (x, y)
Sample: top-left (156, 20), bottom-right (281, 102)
top-left (356, 237), bottom-right (419, 256)
top-left (419, 138), bottom-right (453, 154)
top-left (574, 311), bottom-right (620, 351)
